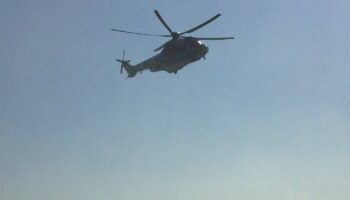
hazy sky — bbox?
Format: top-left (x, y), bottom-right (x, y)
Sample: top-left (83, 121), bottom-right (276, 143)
top-left (1, 0), bottom-right (350, 200)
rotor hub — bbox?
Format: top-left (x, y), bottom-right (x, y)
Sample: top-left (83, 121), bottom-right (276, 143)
top-left (171, 32), bottom-right (180, 38)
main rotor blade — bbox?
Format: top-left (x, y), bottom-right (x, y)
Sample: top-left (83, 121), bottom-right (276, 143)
top-left (180, 14), bottom-right (221, 35)
top-left (110, 28), bottom-right (170, 37)
top-left (154, 10), bottom-right (173, 34)
top-left (195, 37), bottom-right (234, 40)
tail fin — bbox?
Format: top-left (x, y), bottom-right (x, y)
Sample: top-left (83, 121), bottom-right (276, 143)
top-left (116, 50), bottom-right (136, 78)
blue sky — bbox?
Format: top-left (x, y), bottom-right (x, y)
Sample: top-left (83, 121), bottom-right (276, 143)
top-left (1, 0), bottom-right (350, 200)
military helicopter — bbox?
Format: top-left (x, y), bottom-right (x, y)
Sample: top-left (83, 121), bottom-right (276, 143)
top-left (111, 10), bottom-right (234, 78)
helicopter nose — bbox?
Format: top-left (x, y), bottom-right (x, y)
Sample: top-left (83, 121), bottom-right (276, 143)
top-left (195, 44), bottom-right (208, 60)
top-left (201, 44), bottom-right (209, 54)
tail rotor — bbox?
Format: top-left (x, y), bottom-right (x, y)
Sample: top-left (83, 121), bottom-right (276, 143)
top-left (116, 50), bottom-right (130, 74)
top-left (120, 50), bottom-right (125, 74)
top-left (116, 50), bottom-right (135, 78)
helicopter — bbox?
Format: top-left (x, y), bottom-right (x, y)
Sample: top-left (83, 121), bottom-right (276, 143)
top-left (112, 10), bottom-right (234, 78)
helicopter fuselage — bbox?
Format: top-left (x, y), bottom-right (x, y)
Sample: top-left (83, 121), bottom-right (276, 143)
top-left (126, 37), bottom-right (209, 77)
top-left (151, 37), bottom-right (209, 72)
top-left (114, 10), bottom-right (233, 78)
